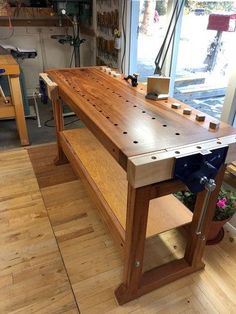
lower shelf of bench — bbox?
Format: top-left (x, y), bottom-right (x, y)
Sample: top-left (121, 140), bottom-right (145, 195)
top-left (60, 128), bottom-right (193, 242)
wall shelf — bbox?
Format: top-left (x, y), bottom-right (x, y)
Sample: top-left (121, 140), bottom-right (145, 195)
top-left (0, 16), bottom-right (69, 27)
top-left (0, 6), bottom-right (94, 32)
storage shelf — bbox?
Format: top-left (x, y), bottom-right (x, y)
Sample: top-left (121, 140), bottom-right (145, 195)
top-left (0, 17), bottom-right (67, 27)
top-left (60, 128), bottom-right (193, 239)
top-left (0, 19), bottom-right (94, 36)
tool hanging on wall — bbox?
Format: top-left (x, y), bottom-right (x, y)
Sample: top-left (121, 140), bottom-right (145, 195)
top-left (96, 0), bottom-right (119, 67)
top-left (96, 36), bottom-right (118, 67)
top-left (97, 9), bottom-right (119, 34)
top-left (97, 0), bottom-right (119, 9)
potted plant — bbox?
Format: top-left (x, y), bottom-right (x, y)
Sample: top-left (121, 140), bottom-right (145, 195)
top-left (175, 188), bottom-right (236, 245)
top-left (114, 28), bottom-right (121, 50)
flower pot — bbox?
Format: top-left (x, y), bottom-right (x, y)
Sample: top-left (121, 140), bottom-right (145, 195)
top-left (206, 218), bottom-right (230, 245)
top-left (114, 37), bottom-right (121, 50)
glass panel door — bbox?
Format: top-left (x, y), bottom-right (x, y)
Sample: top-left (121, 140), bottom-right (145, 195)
top-left (174, 1), bottom-right (236, 119)
top-left (136, 0), bottom-right (169, 81)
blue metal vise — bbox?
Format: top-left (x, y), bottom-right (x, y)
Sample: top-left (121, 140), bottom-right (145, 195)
top-left (174, 146), bottom-right (228, 193)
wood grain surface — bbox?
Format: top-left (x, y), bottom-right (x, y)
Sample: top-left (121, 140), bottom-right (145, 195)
top-left (0, 55), bottom-right (29, 146)
top-left (0, 148), bottom-right (79, 313)
top-left (28, 143), bottom-right (76, 188)
top-left (8, 76), bottom-right (29, 145)
top-left (0, 55), bottom-right (20, 75)
top-left (1, 145), bottom-right (235, 313)
top-left (61, 128), bottom-right (193, 239)
top-left (47, 67), bottom-right (236, 169)
top-left (33, 145), bottom-right (236, 314)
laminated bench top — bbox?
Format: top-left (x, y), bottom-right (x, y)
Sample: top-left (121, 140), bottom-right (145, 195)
top-left (47, 67), bottom-right (236, 168)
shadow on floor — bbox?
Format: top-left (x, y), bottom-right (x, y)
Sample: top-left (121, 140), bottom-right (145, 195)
top-left (0, 100), bottom-right (84, 150)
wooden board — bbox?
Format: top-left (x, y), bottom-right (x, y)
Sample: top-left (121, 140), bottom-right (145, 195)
top-left (1, 146), bottom-right (236, 313)
top-left (8, 75), bottom-right (29, 145)
top-left (27, 143), bottom-right (76, 188)
top-left (0, 7), bottom-right (54, 17)
top-left (0, 56), bottom-right (29, 146)
top-left (60, 128), bottom-right (193, 238)
top-left (0, 100), bottom-right (15, 118)
top-left (0, 149), bottom-right (79, 313)
top-left (0, 54), bottom-right (20, 75)
top-left (46, 67), bottom-right (236, 169)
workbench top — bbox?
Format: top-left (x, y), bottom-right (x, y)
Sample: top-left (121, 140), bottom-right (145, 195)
top-left (47, 67), bottom-right (236, 167)
top-left (0, 54), bottom-right (20, 75)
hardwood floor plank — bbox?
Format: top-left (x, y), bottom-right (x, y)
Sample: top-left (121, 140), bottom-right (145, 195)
top-left (0, 149), bottom-right (79, 313)
top-left (9, 290), bottom-right (79, 314)
top-left (0, 274), bottom-right (13, 289)
top-left (193, 271), bottom-right (235, 313)
top-left (39, 149), bottom-right (236, 313)
top-left (189, 285), bottom-right (218, 314)
top-left (27, 144), bottom-right (76, 188)
top-left (57, 226), bottom-right (95, 243)
top-left (1, 144), bottom-right (236, 313)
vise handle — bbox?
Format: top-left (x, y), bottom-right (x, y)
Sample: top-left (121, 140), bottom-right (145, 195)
top-left (196, 178), bottom-right (216, 239)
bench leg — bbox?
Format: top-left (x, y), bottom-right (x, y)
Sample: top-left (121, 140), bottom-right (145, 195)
top-left (115, 166), bottom-right (225, 304)
top-left (8, 76), bottom-right (29, 146)
top-left (51, 93), bottom-right (68, 165)
top-left (115, 184), bottom-right (150, 304)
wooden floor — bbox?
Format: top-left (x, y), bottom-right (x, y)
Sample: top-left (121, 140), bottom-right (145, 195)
top-left (0, 144), bottom-right (236, 313)
top-left (0, 148), bottom-right (78, 313)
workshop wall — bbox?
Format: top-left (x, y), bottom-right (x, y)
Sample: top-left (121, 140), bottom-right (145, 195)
top-left (0, 26), bottom-right (94, 94)
top-left (95, 0), bottom-right (120, 68)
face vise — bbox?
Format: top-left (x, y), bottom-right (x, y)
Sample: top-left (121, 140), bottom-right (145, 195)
top-left (174, 146), bottom-right (228, 193)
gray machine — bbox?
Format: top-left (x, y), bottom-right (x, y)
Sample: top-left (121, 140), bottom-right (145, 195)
top-left (51, 0), bottom-right (92, 67)
top-left (0, 44), bottom-right (37, 116)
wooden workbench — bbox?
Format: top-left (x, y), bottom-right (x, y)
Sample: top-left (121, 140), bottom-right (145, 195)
top-left (0, 54), bottom-right (29, 146)
top-left (43, 67), bottom-right (236, 304)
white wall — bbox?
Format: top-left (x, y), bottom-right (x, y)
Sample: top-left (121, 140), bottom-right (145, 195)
top-left (0, 26), bottom-right (94, 94)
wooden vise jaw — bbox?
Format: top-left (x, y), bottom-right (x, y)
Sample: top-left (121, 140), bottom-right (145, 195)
top-left (39, 73), bottom-right (58, 100)
top-left (127, 135), bottom-right (236, 188)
